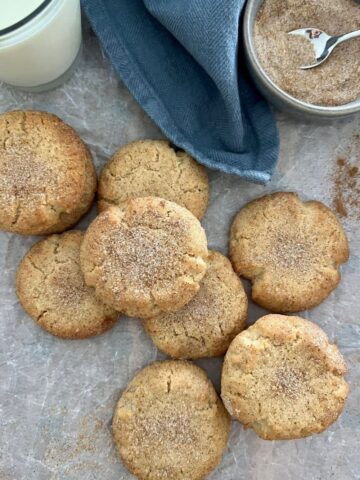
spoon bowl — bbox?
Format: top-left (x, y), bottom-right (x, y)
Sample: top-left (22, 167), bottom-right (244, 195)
top-left (288, 27), bottom-right (360, 69)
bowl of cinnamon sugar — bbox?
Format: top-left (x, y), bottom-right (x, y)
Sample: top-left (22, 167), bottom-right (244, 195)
top-left (244, 0), bottom-right (360, 119)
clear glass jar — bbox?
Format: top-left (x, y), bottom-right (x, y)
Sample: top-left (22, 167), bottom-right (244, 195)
top-left (0, 0), bottom-right (82, 91)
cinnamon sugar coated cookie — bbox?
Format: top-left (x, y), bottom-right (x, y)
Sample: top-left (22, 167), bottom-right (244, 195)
top-left (229, 192), bottom-right (349, 312)
top-left (80, 197), bottom-right (208, 318)
top-left (0, 110), bottom-right (96, 235)
top-left (144, 251), bottom-right (248, 359)
top-left (16, 231), bottom-right (118, 339)
top-left (98, 140), bottom-right (209, 219)
top-left (113, 360), bottom-right (230, 480)
top-left (221, 314), bottom-right (349, 440)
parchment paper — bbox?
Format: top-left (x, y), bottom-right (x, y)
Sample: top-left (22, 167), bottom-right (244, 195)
top-left (0, 25), bottom-right (359, 480)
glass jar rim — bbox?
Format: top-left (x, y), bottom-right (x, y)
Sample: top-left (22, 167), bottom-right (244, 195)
top-left (0, 0), bottom-right (54, 37)
top-left (0, 0), bottom-right (66, 49)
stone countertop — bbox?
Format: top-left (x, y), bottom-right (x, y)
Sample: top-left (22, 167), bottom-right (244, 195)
top-left (0, 25), bottom-right (359, 480)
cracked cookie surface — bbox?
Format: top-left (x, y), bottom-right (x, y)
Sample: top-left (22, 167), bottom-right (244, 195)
top-left (113, 360), bottom-right (230, 480)
top-left (144, 251), bottom-right (248, 359)
top-left (229, 192), bottom-right (349, 313)
top-left (98, 140), bottom-right (209, 220)
top-left (221, 314), bottom-right (349, 440)
top-left (16, 231), bottom-right (118, 339)
top-left (80, 197), bottom-right (208, 319)
top-left (0, 110), bottom-right (96, 235)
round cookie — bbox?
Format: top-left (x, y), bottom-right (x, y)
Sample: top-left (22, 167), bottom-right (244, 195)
top-left (229, 192), bottom-right (349, 313)
top-left (113, 360), bottom-right (230, 480)
top-left (221, 314), bottom-right (349, 440)
top-left (16, 231), bottom-right (118, 339)
top-left (98, 140), bottom-right (208, 220)
top-left (80, 197), bottom-right (208, 319)
top-left (144, 250), bottom-right (248, 359)
top-left (0, 110), bottom-right (96, 235)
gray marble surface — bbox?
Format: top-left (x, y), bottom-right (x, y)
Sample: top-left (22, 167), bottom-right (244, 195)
top-left (0, 25), bottom-right (359, 480)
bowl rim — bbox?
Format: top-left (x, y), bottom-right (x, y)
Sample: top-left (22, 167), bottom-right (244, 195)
top-left (243, 0), bottom-right (360, 118)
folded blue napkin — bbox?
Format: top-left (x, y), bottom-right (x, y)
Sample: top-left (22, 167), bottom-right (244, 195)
top-left (81, 0), bottom-right (279, 184)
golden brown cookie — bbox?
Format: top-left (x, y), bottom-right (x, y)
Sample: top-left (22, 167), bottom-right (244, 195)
top-left (144, 250), bottom-right (248, 359)
top-left (113, 360), bottom-right (230, 480)
top-left (16, 231), bottom-right (118, 339)
top-left (98, 140), bottom-right (209, 219)
top-left (221, 314), bottom-right (349, 440)
top-left (229, 192), bottom-right (349, 313)
top-left (0, 110), bottom-right (96, 235)
top-left (80, 197), bottom-right (208, 319)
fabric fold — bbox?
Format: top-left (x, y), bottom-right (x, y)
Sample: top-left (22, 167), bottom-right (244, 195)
top-left (81, 0), bottom-right (279, 184)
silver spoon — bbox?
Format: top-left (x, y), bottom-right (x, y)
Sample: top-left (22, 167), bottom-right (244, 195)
top-left (288, 27), bottom-right (360, 69)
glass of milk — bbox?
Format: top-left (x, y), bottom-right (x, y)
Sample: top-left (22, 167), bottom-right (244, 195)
top-left (0, 0), bottom-right (82, 91)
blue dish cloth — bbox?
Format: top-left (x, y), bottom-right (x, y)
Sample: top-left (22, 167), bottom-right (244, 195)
top-left (81, 0), bottom-right (279, 184)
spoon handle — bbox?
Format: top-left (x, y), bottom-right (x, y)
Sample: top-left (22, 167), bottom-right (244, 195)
top-left (336, 29), bottom-right (360, 46)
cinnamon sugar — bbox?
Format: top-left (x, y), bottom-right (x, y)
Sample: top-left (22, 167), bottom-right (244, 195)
top-left (254, 0), bottom-right (360, 106)
top-left (273, 367), bottom-right (302, 399)
top-left (259, 231), bottom-right (314, 274)
top-left (332, 144), bottom-right (360, 220)
top-left (0, 147), bottom-right (55, 201)
top-left (134, 404), bottom-right (195, 448)
top-left (50, 266), bottom-right (87, 307)
top-left (103, 223), bottom-right (183, 289)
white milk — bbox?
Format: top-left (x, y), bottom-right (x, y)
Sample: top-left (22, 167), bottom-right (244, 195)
top-left (0, 0), bottom-right (82, 89)
top-left (0, 0), bottom-right (45, 31)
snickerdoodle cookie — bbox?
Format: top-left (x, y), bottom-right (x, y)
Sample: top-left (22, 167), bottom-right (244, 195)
top-left (113, 360), bottom-right (230, 480)
top-left (16, 231), bottom-right (118, 339)
top-left (0, 110), bottom-right (96, 235)
top-left (229, 192), bottom-right (349, 313)
top-left (221, 314), bottom-right (349, 440)
top-left (80, 197), bottom-right (208, 318)
top-left (144, 251), bottom-right (248, 359)
top-left (98, 140), bottom-right (208, 219)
